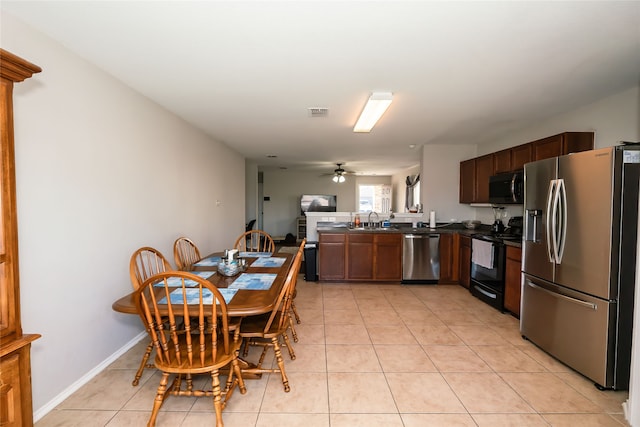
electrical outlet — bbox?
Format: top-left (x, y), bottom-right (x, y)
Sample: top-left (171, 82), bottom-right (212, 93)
top-left (216, 200), bottom-right (222, 207)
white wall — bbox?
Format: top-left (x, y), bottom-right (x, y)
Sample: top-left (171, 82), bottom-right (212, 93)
top-left (479, 85), bottom-right (640, 154)
top-left (421, 144), bottom-right (477, 223)
top-left (261, 170), bottom-right (397, 237)
top-left (2, 13), bottom-right (246, 418)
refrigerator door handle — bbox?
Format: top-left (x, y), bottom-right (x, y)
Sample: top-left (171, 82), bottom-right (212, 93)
top-left (526, 280), bottom-right (597, 310)
top-left (551, 178), bottom-right (562, 264)
top-left (556, 178), bottom-right (568, 264)
top-left (546, 179), bottom-right (557, 262)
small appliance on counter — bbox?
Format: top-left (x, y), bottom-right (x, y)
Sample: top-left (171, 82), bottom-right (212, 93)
top-left (491, 206), bottom-right (506, 233)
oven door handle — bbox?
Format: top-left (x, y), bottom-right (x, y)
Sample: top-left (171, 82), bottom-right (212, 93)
top-left (473, 284), bottom-right (497, 300)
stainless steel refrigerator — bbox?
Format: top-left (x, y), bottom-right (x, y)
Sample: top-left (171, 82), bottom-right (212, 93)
top-left (521, 144), bottom-right (640, 390)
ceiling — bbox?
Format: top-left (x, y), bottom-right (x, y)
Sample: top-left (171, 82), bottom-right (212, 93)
top-left (3, 1), bottom-right (639, 176)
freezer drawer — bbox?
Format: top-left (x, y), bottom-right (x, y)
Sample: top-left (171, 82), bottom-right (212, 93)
top-left (521, 275), bottom-right (617, 388)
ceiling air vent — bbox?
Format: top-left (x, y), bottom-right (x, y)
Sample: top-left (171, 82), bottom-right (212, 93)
top-left (308, 107), bottom-right (329, 118)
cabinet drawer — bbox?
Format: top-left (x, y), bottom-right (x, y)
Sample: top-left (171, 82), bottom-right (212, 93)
top-left (319, 233), bottom-right (346, 243)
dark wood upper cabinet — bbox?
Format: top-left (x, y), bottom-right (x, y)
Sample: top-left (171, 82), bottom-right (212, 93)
top-left (493, 149), bottom-right (512, 174)
top-left (533, 132), bottom-right (594, 161)
top-left (532, 134), bottom-right (563, 160)
top-left (511, 143), bottom-right (532, 171)
top-left (474, 154), bottom-right (494, 203)
top-left (459, 159), bottom-right (475, 203)
top-left (459, 132), bottom-right (593, 204)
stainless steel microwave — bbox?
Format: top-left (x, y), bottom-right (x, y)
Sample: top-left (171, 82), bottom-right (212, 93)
top-left (489, 171), bottom-right (524, 204)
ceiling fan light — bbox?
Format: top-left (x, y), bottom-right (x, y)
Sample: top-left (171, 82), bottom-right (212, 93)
top-left (338, 175), bottom-right (346, 183)
top-left (353, 92), bottom-right (393, 133)
top-left (332, 175), bottom-right (339, 183)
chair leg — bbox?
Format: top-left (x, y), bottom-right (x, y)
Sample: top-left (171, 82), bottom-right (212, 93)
top-left (211, 371), bottom-right (224, 427)
top-left (133, 340), bottom-right (154, 386)
top-left (281, 331), bottom-right (296, 361)
top-left (288, 313), bottom-right (299, 343)
top-left (148, 372), bottom-right (170, 427)
top-left (291, 301), bottom-right (302, 324)
top-left (271, 337), bottom-right (290, 392)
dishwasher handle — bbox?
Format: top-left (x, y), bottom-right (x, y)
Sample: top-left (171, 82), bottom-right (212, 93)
top-left (404, 234), bottom-right (440, 239)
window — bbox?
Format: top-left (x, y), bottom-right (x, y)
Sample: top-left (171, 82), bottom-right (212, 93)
top-left (358, 184), bottom-right (392, 213)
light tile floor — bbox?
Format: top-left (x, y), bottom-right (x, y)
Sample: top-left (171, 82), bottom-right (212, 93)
top-left (37, 279), bottom-right (630, 426)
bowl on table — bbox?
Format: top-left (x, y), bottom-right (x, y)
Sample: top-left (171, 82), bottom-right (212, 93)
top-left (462, 220), bottom-right (481, 230)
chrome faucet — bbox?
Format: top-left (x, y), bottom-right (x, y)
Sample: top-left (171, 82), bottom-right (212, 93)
top-left (368, 211), bottom-right (380, 228)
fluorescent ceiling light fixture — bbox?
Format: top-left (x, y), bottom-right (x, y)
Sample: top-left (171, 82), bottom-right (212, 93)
top-left (353, 92), bottom-right (393, 133)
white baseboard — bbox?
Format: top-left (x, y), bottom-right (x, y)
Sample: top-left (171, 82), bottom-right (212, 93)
top-left (33, 332), bottom-right (147, 422)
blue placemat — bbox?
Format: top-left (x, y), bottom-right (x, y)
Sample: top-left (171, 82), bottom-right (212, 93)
top-left (239, 251), bottom-right (272, 258)
top-left (153, 271), bottom-right (215, 287)
top-left (228, 273), bottom-right (277, 290)
top-left (194, 256), bottom-right (222, 267)
top-left (158, 288), bottom-right (238, 305)
top-left (250, 257), bottom-right (286, 268)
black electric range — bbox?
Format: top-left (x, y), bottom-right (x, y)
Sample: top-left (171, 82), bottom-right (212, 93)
top-left (469, 217), bottom-right (522, 311)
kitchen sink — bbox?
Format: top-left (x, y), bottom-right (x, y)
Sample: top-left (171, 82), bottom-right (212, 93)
top-left (350, 226), bottom-right (398, 231)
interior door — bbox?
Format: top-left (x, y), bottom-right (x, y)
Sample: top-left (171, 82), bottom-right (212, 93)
top-left (556, 149), bottom-right (614, 298)
top-left (523, 157), bottom-right (556, 282)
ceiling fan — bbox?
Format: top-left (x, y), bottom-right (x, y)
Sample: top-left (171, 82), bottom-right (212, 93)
top-left (322, 163), bottom-right (354, 183)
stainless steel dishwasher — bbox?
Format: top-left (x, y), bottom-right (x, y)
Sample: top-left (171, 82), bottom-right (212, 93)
top-left (402, 233), bottom-right (440, 283)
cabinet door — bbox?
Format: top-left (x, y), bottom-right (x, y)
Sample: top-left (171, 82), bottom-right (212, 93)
top-left (533, 135), bottom-right (563, 161)
top-left (438, 234), bottom-right (459, 284)
top-left (0, 353), bottom-right (23, 427)
top-left (459, 159), bottom-right (475, 203)
top-left (562, 132), bottom-right (594, 155)
top-left (504, 245), bottom-right (522, 316)
top-left (493, 149), bottom-right (512, 174)
top-left (374, 234), bottom-right (402, 281)
top-left (459, 235), bottom-right (471, 289)
top-left (347, 234), bottom-right (374, 280)
top-left (511, 143), bottom-right (532, 171)
top-left (318, 234), bottom-right (345, 280)
top-left (474, 154), bottom-right (494, 203)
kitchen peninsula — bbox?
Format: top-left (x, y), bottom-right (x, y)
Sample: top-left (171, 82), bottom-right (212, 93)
top-left (307, 211), bottom-right (524, 319)
top-left (307, 212), bottom-right (478, 285)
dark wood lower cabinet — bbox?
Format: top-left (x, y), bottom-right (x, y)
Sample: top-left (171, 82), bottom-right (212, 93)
top-left (318, 233), bottom-right (346, 280)
top-left (347, 234), bottom-right (374, 280)
top-left (318, 232), bottom-right (402, 282)
top-left (439, 233), bottom-right (459, 284)
top-left (459, 235), bottom-right (471, 289)
top-left (504, 245), bottom-right (523, 317)
top-left (373, 234), bottom-right (402, 281)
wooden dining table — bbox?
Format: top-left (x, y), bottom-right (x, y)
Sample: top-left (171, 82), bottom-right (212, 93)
top-left (112, 251), bottom-right (294, 318)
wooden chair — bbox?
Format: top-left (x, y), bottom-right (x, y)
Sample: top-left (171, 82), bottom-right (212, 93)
top-left (134, 271), bottom-right (246, 427)
top-left (173, 237), bottom-right (201, 270)
top-left (129, 247), bottom-right (173, 386)
top-left (234, 229), bottom-right (275, 253)
top-left (239, 245), bottom-right (304, 392)
top-left (287, 240), bottom-right (306, 343)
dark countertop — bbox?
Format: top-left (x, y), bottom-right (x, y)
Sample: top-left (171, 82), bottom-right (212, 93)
top-left (316, 223), bottom-right (489, 236)
top-left (504, 240), bottom-right (523, 248)
top-left (316, 224), bottom-right (524, 248)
